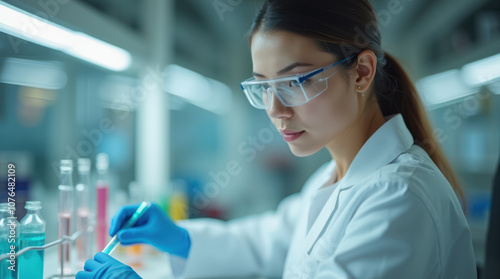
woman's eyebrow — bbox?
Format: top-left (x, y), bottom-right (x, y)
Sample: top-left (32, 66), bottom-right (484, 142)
top-left (252, 62), bottom-right (314, 78)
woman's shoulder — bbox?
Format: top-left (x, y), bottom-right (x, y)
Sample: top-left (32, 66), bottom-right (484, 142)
top-left (357, 144), bottom-right (462, 216)
top-left (375, 144), bottom-right (450, 191)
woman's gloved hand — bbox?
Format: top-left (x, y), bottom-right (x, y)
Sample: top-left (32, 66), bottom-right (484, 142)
top-left (109, 203), bottom-right (191, 258)
top-left (75, 252), bottom-right (141, 279)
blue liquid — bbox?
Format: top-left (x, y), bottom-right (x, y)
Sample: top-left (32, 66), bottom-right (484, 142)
top-left (19, 232), bottom-right (45, 279)
top-left (0, 237), bottom-right (18, 279)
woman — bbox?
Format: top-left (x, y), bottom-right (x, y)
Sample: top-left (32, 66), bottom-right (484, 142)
top-left (76, 0), bottom-right (477, 278)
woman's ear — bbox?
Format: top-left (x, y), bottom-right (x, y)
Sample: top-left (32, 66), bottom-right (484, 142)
top-left (354, 50), bottom-right (377, 93)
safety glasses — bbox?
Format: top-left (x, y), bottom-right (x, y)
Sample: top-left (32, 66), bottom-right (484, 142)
top-left (240, 55), bottom-right (356, 109)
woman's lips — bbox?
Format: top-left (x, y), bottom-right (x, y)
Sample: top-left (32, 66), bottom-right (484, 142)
top-left (280, 129), bottom-right (305, 142)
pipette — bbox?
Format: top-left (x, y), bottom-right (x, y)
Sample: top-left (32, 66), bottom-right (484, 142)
top-left (102, 201), bottom-right (152, 255)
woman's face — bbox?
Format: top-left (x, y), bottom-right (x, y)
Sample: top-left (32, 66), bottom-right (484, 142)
top-left (250, 31), bottom-right (361, 157)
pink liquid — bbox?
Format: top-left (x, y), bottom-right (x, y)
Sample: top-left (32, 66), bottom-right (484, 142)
top-left (76, 208), bottom-right (90, 265)
top-left (58, 212), bottom-right (72, 274)
top-left (96, 185), bottom-right (109, 251)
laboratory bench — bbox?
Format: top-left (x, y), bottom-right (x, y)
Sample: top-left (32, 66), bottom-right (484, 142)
top-left (41, 245), bottom-right (267, 279)
top-left (42, 245), bottom-right (172, 278)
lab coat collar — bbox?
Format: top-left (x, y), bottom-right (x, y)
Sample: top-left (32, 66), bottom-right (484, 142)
top-left (339, 113), bottom-right (414, 189)
top-left (304, 113), bottom-right (414, 253)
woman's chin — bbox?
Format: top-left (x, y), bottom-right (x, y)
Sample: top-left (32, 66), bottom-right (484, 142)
top-left (288, 144), bottom-right (321, 157)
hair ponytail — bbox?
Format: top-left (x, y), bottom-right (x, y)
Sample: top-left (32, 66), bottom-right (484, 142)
top-left (378, 52), bottom-right (465, 206)
top-left (249, 0), bottom-right (466, 208)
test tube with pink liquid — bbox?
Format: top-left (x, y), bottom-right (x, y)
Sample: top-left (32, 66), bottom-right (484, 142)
top-left (96, 153), bottom-right (109, 251)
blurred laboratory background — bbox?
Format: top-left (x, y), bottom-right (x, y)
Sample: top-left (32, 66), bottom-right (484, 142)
top-left (0, 0), bottom-right (499, 277)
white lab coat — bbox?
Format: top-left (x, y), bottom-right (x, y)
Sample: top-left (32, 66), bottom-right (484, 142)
top-left (169, 114), bottom-right (477, 279)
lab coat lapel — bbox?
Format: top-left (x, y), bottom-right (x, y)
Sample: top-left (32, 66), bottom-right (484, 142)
top-left (303, 114), bottom-right (414, 254)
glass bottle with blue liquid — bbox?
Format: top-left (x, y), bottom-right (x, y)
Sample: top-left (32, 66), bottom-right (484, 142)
top-left (19, 201), bottom-right (45, 279)
top-left (0, 202), bottom-right (20, 279)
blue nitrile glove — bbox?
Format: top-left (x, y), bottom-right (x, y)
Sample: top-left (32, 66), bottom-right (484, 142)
top-left (109, 203), bottom-right (191, 258)
top-left (75, 252), bottom-right (141, 279)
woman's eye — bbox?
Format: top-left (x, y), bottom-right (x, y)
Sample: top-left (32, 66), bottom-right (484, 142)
top-left (289, 79), bottom-right (310, 88)
top-left (289, 80), bottom-right (301, 87)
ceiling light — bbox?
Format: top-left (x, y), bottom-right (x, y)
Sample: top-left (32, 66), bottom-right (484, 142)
top-left (416, 69), bottom-right (477, 107)
top-left (461, 53), bottom-right (500, 86)
top-left (0, 2), bottom-right (131, 71)
top-left (163, 64), bottom-right (232, 114)
top-left (1, 57), bottom-right (67, 90)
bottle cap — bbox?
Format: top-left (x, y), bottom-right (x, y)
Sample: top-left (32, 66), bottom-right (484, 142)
top-left (60, 159), bottom-right (73, 172)
top-left (0, 203), bottom-right (10, 211)
top-left (77, 158), bottom-right (91, 172)
top-left (25, 201), bottom-right (42, 210)
top-left (96, 153), bottom-right (109, 171)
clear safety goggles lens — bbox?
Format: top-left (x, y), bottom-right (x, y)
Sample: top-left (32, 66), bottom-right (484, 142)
top-left (241, 69), bottom-right (339, 109)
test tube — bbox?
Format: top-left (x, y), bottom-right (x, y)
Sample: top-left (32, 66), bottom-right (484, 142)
top-left (58, 159), bottom-right (74, 275)
top-left (102, 201), bottom-right (151, 255)
top-left (76, 158), bottom-right (92, 268)
top-left (96, 153), bottom-right (109, 251)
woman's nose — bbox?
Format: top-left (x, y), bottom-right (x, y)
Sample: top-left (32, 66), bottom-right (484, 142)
top-left (266, 90), bottom-right (293, 119)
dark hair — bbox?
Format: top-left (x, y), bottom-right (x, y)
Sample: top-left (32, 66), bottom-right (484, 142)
top-left (248, 0), bottom-right (465, 206)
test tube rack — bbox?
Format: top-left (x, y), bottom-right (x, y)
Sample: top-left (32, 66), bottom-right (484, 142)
top-left (0, 225), bottom-right (94, 279)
